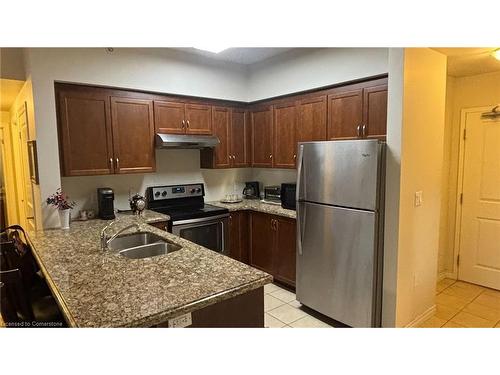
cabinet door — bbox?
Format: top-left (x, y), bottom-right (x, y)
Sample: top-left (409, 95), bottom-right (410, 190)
top-left (327, 89), bottom-right (363, 140)
top-left (154, 100), bottom-right (186, 134)
top-left (250, 211), bottom-right (274, 273)
top-left (363, 85), bottom-right (388, 139)
top-left (274, 217), bottom-right (296, 287)
top-left (273, 102), bottom-right (297, 168)
top-left (57, 88), bottom-right (114, 176)
top-left (111, 97), bottom-right (155, 174)
top-left (229, 211), bottom-right (249, 263)
top-left (296, 95), bottom-right (327, 143)
top-left (231, 109), bottom-right (250, 167)
top-left (185, 104), bottom-right (212, 135)
top-left (251, 107), bottom-right (273, 167)
top-left (211, 106), bottom-right (231, 167)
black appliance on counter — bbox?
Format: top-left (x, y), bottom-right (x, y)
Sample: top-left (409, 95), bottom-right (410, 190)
top-left (146, 183), bottom-right (229, 254)
top-left (97, 188), bottom-right (115, 220)
top-left (242, 181), bottom-right (260, 199)
top-left (280, 183), bottom-right (296, 210)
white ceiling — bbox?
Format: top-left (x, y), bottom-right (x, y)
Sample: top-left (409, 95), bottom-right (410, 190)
top-left (176, 48), bottom-right (293, 65)
top-left (434, 48), bottom-right (500, 77)
top-left (0, 78), bottom-right (24, 111)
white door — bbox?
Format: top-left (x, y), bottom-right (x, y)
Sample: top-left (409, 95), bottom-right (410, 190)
top-left (458, 110), bottom-right (500, 290)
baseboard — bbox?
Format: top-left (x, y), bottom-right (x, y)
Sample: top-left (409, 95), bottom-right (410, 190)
top-left (438, 271), bottom-right (457, 282)
top-left (405, 305), bottom-right (437, 328)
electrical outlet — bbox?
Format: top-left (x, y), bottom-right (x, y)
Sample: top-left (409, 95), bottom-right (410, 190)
top-left (414, 191), bottom-right (423, 207)
top-left (168, 313), bottom-right (192, 328)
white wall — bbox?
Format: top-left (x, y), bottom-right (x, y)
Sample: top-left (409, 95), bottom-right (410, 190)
top-left (438, 70), bottom-right (500, 277)
top-left (384, 48), bottom-right (447, 327)
top-left (247, 48), bottom-right (389, 101)
top-left (23, 48), bottom-right (250, 228)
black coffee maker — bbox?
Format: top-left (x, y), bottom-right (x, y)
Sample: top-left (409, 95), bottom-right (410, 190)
top-left (97, 188), bottom-right (115, 220)
top-left (242, 181), bottom-right (260, 199)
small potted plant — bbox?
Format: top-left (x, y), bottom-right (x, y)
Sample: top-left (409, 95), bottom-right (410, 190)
top-left (46, 188), bottom-right (76, 229)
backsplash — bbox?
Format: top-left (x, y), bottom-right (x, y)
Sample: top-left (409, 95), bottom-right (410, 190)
top-left (61, 150), bottom-right (297, 218)
top-left (61, 149), bottom-right (252, 218)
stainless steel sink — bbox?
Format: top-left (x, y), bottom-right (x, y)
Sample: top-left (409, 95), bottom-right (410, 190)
top-left (108, 232), bottom-right (182, 259)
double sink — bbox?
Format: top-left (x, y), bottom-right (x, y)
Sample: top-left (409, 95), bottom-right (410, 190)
top-left (108, 232), bottom-right (182, 259)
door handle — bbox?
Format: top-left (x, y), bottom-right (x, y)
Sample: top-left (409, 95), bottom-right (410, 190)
top-left (116, 157), bottom-right (120, 170)
top-left (296, 144), bottom-right (305, 201)
top-left (357, 124), bottom-right (361, 137)
top-left (182, 120), bottom-right (185, 129)
top-left (186, 120), bottom-right (190, 128)
top-left (362, 124), bottom-right (367, 138)
top-left (109, 158), bottom-right (113, 169)
top-left (297, 202), bottom-right (306, 256)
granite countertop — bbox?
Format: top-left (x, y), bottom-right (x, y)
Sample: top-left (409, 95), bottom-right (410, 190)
top-left (28, 210), bottom-right (272, 327)
top-left (210, 199), bottom-right (296, 219)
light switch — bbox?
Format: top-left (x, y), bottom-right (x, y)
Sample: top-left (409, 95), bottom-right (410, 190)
top-left (414, 191), bottom-right (423, 207)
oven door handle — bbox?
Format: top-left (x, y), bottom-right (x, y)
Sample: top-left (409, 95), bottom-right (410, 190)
top-left (172, 213), bottom-right (230, 226)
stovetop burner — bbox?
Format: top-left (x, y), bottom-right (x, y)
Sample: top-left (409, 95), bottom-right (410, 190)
top-left (146, 183), bottom-right (228, 222)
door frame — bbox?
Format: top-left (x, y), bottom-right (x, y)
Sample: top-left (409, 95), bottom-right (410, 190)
top-left (451, 105), bottom-right (495, 280)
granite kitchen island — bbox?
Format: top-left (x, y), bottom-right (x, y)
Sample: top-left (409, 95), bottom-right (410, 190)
top-left (27, 211), bottom-right (272, 327)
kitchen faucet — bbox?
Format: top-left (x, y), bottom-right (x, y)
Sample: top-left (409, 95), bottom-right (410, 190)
top-left (100, 194), bottom-right (146, 251)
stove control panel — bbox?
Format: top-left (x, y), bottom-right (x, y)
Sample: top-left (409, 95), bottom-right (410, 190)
top-left (150, 184), bottom-right (204, 200)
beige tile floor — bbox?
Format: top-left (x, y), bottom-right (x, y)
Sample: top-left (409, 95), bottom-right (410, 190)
top-left (264, 283), bottom-right (334, 328)
top-left (418, 278), bottom-right (500, 328)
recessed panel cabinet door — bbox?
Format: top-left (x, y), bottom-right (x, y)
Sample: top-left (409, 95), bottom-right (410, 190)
top-left (154, 100), bottom-right (185, 134)
top-left (363, 85), bottom-right (388, 139)
top-left (229, 211), bottom-right (250, 263)
top-left (58, 89), bottom-right (114, 176)
top-left (273, 102), bottom-right (297, 168)
top-left (274, 217), bottom-right (296, 286)
top-left (111, 97), bottom-right (155, 174)
top-left (212, 106), bottom-right (231, 167)
top-left (250, 212), bottom-right (274, 273)
top-left (251, 107), bottom-right (273, 167)
top-left (296, 95), bottom-right (327, 143)
top-left (327, 89), bottom-right (363, 140)
top-left (185, 104), bottom-right (212, 135)
top-left (231, 109), bottom-right (250, 167)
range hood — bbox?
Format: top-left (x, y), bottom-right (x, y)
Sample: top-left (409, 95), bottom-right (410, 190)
top-left (155, 133), bottom-right (220, 149)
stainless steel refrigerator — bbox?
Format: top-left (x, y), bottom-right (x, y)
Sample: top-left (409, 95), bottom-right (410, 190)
top-left (296, 139), bottom-right (385, 327)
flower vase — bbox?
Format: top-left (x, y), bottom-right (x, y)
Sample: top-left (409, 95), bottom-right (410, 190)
top-left (59, 208), bottom-right (71, 229)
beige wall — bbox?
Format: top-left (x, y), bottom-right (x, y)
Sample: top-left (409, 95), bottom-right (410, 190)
top-left (438, 70), bottom-right (500, 278)
top-left (384, 48), bottom-right (447, 327)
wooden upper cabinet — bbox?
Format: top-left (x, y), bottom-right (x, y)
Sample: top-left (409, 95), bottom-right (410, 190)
top-left (273, 102), bottom-right (297, 168)
top-left (154, 100), bottom-right (185, 134)
top-left (110, 97), bottom-right (155, 174)
top-left (274, 217), bottom-right (296, 287)
top-left (231, 109), bottom-right (250, 167)
top-left (251, 107), bottom-right (273, 167)
top-left (327, 89), bottom-right (363, 140)
top-left (296, 95), bottom-right (327, 143)
top-left (363, 84), bottom-right (388, 139)
top-left (185, 104), bottom-right (212, 135)
top-left (211, 106), bottom-right (231, 167)
top-left (57, 87), bottom-right (114, 176)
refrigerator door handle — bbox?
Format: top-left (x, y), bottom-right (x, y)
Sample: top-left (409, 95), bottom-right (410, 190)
top-left (296, 144), bottom-right (305, 201)
top-left (297, 201), bottom-right (306, 256)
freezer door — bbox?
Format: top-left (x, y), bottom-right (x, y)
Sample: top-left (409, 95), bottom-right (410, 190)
top-left (297, 140), bottom-right (382, 210)
top-left (296, 201), bottom-right (379, 327)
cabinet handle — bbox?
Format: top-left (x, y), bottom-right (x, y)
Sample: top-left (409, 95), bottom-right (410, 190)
top-left (116, 157), bottom-right (120, 170)
top-left (293, 154), bottom-right (297, 159)
top-left (186, 120), bottom-right (190, 128)
top-left (269, 154), bottom-right (272, 159)
top-left (362, 124), bottom-right (367, 138)
top-left (182, 120), bottom-right (185, 128)
top-left (109, 158), bottom-right (113, 169)
top-left (357, 124), bottom-right (361, 138)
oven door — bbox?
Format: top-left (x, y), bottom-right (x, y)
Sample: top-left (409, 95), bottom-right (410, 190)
top-left (172, 214), bottom-right (229, 254)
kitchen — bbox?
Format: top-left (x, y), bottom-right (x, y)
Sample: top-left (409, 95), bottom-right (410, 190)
top-left (1, 2), bottom-right (498, 374)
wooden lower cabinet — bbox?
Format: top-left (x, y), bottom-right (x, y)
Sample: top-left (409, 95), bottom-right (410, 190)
top-left (228, 211), bottom-right (249, 264)
top-left (246, 211), bottom-right (296, 288)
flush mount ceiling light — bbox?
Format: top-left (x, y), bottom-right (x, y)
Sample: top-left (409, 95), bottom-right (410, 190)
top-left (492, 48), bottom-right (500, 60)
top-left (193, 46), bottom-right (228, 54)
